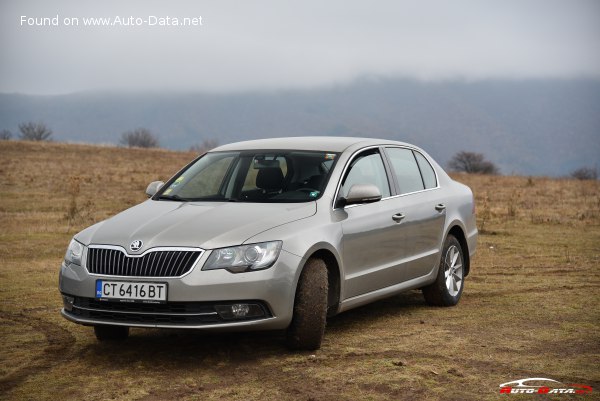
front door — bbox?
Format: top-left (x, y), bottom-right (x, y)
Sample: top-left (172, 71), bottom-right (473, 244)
top-left (339, 148), bottom-right (404, 299)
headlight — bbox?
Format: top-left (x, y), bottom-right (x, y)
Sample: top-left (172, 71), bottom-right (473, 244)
top-left (65, 238), bottom-right (84, 266)
top-left (203, 241), bottom-right (282, 273)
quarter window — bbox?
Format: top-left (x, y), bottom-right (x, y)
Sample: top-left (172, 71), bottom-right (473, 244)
top-left (341, 149), bottom-right (391, 198)
top-left (386, 148), bottom-right (425, 194)
top-left (414, 151), bottom-right (437, 189)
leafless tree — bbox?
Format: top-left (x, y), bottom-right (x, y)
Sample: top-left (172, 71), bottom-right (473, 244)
top-left (189, 138), bottom-right (219, 155)
top-left (570, 166), bottom-right (598, 180)
top-left (119, 128), bottom-right (159, 148)
top-left (0, 129), bottom-right (12, 140)
top-left (18, 122), bottom-right (53, 141)
top-left (448, 151), bottom-right (499, 175)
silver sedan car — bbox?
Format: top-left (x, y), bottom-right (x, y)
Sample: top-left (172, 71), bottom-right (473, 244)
top-left (59, 137), bottom-right (477, 350)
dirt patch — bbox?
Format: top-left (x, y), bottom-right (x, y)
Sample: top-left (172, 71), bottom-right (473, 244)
top-left (0, 311), bottom-right (76, 393)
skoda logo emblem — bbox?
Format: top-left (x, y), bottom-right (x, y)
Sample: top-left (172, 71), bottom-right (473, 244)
top-left (130, 240), bottom-right (143, 252)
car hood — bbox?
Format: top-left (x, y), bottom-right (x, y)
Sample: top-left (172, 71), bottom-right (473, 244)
top-left (76, 200), bottom-right (316, 252)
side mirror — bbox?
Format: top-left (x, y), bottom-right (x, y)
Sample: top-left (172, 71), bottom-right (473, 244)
top-left (145, 181), bottom-right (164, 197)
top-left (340, 184), bottom-right (382, 207)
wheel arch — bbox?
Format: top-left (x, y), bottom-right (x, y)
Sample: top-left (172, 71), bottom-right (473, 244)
top-left (446, 223), bottom-right (470, 277)
top-left (299, 243), bottom-right (343, 317)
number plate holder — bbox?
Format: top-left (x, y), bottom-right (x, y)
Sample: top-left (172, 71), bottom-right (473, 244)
top-left (95, 280), bottom-right (168, 303)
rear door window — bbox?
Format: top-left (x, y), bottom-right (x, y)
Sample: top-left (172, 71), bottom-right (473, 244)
top-left (385, 148), bottom-right (425, 194)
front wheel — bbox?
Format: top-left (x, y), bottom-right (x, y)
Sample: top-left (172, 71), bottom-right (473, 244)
top-left (422, 235), bottom-right (465, 306)
top-left (94, 325), bottom-right (129, 341)
top-left (285, 258), bottom-right (328, 350)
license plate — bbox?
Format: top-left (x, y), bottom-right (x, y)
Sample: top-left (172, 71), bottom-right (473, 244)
top-left (96, 280), bottom-right (167, 303)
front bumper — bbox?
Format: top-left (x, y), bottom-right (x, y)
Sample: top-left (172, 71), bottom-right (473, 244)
top-left (59, 249), bottom-right (303, 331)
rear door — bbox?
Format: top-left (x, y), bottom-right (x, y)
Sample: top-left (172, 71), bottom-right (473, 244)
top-left (383, 147), bottom-right (447, 279)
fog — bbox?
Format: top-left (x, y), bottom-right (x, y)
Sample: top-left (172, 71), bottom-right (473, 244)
top-left (1, 0), bottom-right (599, 94)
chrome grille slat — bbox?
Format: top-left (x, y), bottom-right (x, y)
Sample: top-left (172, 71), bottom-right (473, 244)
top-left (134, 256), bottom-right (140, 276)
top-left (118, 249), bottom-right (124, 276)
top-left (112, 249), bottom-right (117, 277)
top-left (170, 251), bottom-right (184, 276)
top-left (102, 249), bottom-right (107, 275)
top-left (130, 256), bottom-right (136, 276)
top-left (147, 252), bottom-right (157, 277)
top-left (154, 251), bottom-right (166, 277)
top-left (86, 247), bottom-right (201, 277)
top-left (180, 252), bottom-right (195, 276)
top-left (100, 249), bottom-right (105, 275)
top-left (157, 252), bottom-right (168, 277)
top-left (161, 251), bottom-right (175, 276)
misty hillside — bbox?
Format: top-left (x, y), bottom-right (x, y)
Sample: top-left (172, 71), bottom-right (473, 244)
top-left (1, 78), bottom-right (599, 176)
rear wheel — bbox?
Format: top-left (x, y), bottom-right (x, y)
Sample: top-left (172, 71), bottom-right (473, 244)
top-left (422, 235), bottom-right (465, 306)
top-left (94, 325), bottom-right (129, 341)
top-left (285, 258), bottom-right (328, 350)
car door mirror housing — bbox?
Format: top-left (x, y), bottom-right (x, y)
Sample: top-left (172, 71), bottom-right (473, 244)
top-left (145, 181), bottom-right (164, 197)
top-left (342, 184), bottom-right (382, 206)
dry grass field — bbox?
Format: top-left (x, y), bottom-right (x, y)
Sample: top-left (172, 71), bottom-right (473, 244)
top-left (1, 140), bottom-right (599, 401)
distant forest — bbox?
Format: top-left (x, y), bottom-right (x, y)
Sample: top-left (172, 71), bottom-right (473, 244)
top-left (1, 78), bottom-right (599, 176)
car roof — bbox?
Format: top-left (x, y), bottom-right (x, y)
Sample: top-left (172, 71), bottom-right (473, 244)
top-left (211, 136), bottom-right (413, 153)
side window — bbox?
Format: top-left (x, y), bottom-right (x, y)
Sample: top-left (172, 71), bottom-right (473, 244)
top-left (341, 150), bottom-right (391, 198)
top-left (386, 148), bottom-right (425, 194)
top-left (414, 151), bottom-right (437, 189)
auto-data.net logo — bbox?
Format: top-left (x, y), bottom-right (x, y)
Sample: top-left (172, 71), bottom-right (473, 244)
top-left (499, 378), bottom-right (593, 395)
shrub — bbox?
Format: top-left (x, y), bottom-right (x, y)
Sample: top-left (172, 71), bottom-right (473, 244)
top-left (448, 151), bottom-right (499, 174)
top-left (19, 122), bottom-right (53, 141)
top-left (0, 129), bottom-right (12, 140)
top-left (119, 128), bottom-right (159, 148)
top-left (570, 166), bottom-right (598, 180)
top-left (189, 139), bottom-right (219, 155)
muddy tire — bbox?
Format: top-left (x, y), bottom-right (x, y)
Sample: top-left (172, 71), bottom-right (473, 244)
top-left (94, 325), bottom-right (129, 341)
top-left (286, 258), bottom-right (328, 350)
top-left (422, 235), bottom-right (465, 306)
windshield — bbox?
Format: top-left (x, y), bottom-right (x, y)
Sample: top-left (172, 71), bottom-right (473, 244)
top-left (156, 150), bottom-right (339, 203)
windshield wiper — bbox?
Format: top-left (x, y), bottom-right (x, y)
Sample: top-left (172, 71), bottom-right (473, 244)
top-left (155, 194), bottom-right (190, 202)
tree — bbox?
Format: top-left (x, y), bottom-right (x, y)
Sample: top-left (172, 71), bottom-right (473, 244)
top-left (189, 138), bottom-right (219, 155)
top-left (119, 128), bottom-right (159, 148)
top-left (570, 166), bottom-right (598, 180)
top-left (0, 129), bottom-right (12, 140)
top-left (448, 151), bottom-right (499, 174)
top-left (19, 122), bottom-right (53, 141)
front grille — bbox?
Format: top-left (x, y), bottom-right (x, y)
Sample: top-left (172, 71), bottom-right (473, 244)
top-left (69, 297), bottom-right (271, 325)
top-left (86, 247), bottom-right (202, 277)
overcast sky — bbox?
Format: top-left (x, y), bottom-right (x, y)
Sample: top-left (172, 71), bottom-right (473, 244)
top-left (1, 0), bottom-right (599, 94)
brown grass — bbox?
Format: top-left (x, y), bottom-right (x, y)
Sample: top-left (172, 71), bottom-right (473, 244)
top-left (1, 141), bottom-right (599, 401)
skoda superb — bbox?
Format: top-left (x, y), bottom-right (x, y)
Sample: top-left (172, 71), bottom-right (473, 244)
top-left (59, 137), bottom-right (477, 350)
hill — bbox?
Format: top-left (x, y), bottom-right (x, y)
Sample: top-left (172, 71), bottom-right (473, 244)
top-left (1, 78), bottom-right (599, 176)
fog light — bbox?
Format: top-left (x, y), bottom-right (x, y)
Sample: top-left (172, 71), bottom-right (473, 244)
top-left (215, 303), bottom-right (265, 320)
top-left (232, 303), bottom-right (250, 317)
top-left (62, 295), bottom-right (74, 312)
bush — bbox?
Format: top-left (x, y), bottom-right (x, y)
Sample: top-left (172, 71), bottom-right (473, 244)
top-left (448, 151), bottom-right (499, 174)
top-left (570, 166), bottom-right (598, 180)
top-left (0, 129), bottom-right (12, 140)
top-left (19, 122), bottom-right (53, 141)
top-left (120, 128), bottom-right (159, 148)
top-left (189, 139), bottom-right (219, 155)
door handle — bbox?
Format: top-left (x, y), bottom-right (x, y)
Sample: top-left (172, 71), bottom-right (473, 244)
top-left (435, 204), bottom-right (446, 212)
top-left (392, 213), bottom-right (405, 222)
